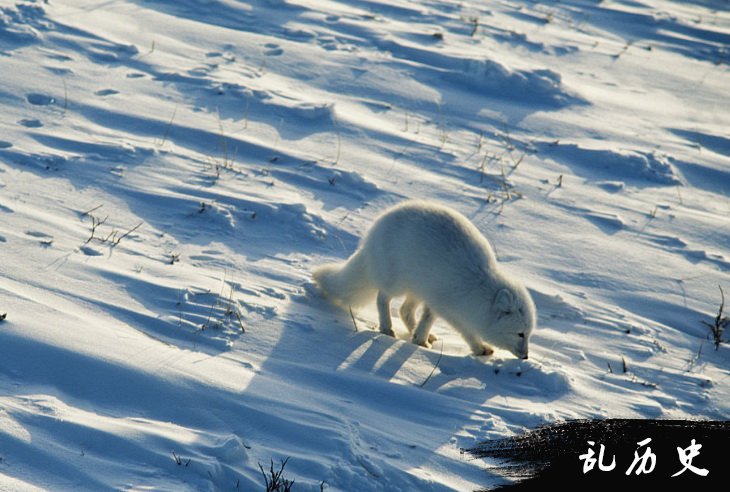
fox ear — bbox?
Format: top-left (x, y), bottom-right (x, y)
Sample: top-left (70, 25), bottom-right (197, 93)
top-left (494, 288), bottom-right (515, 313)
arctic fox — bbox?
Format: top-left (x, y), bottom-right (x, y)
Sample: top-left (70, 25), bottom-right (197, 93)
top-left (313, 200), bottom-right (536, 359)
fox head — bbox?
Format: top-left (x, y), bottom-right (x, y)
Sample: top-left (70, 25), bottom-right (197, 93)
top-left (487, 285), bottom-right (536, 359)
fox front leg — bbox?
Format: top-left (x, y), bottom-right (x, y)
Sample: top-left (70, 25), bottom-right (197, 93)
top-left (464, 333), bottom-right (494, 356)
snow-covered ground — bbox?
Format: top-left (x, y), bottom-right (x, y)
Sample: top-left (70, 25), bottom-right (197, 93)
top-left (0, 0), bottom-right (728, 490)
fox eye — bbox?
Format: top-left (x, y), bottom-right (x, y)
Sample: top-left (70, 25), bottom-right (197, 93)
top-left (518, 332), bottom-right (525, 338)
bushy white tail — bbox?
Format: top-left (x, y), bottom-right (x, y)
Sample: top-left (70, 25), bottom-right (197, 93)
top-left (313, 252), bottom-right (375, 308)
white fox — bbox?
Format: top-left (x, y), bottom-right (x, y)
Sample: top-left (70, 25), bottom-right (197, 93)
top-left (313, 200), bottom-right (536, 359)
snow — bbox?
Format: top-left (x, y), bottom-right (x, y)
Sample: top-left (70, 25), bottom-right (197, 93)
top-left (0, 0), bottom-right (728, 489)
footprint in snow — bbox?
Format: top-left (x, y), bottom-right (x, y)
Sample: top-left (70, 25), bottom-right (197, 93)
top-left (583, 211), bottom-right (624, 234)
top-left (79, 245), bottom-right (103, 256)
top-left (94, 89), bottom-right (119, 97)
top-left (47, 54), bottom-right (73, 62)
top-left (0, 141), bottom-right (12, 149)
top-left (25, 230), bottom-right (52, 239)
top-left (44, 66), bottom-right (73, 76)
top-left (206, 51), bottom-right (236, 63)
top-left (26, 93), bottom-right (55, 106)
top-left (263, 43), bottom-right (283, 56)
top-left (18, 118), bottom-right (43, 128)
top-left (318, 36), bottom-right (339, 51)
top-left (595, 181), bottom-right (624, 192)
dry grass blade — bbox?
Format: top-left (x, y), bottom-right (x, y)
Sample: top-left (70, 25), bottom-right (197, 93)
top-left (349, 306), bottom-right (359, 332)
top-left (259, 458), bottom-right (295, 492)
top-left (702, 285), bottom-right (729, 350)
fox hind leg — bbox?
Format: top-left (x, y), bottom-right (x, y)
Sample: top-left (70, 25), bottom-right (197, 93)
top-left (412, 306), bottom-right (436, 348)
top-left (377, 292), bottom-right (395, 337)
top-left (400, 296), bottom-right (438, 344)
top-left (399, 295), bottom-right (419, 332)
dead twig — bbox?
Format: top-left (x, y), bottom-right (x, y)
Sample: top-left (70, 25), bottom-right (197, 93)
top-left (81, 204), bottom-right (104, 217)
top-left (171, 451), bottom-right (190, 467)
top-left (85, 214), bottom-right (108, 244)
top-left (420, 339), bottom-right (444, 388)
top-left (259, 458), bottom-right (294, 492)
top-left (113, 222), bottom-right (143, 245)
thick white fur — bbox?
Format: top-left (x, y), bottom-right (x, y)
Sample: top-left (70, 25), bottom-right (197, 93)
top-left (313, 200), bottom-right (536, 359)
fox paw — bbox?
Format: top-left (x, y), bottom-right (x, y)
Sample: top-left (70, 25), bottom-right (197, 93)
top-left (380, 327), bottom-right (396, 337)
top-left (412, 336), bottom-right (432, 349)
top-left (475, 344), bottom-right (494, 357)
top-left (427, 334), bottom-right (438, 344)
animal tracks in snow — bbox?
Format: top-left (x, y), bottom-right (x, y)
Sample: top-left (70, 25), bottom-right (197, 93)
top-left (1, 0), bottom-right (729, 489)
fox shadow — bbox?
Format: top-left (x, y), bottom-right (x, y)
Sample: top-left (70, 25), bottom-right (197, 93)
top-left (229, 284), bottom-right (573, 489)
top-left (290, 284), bottom-right (571, 401)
